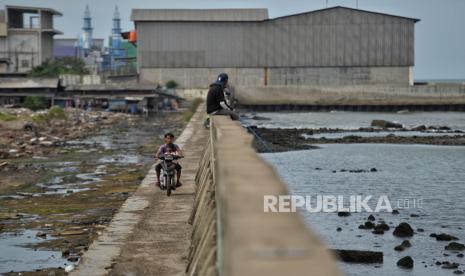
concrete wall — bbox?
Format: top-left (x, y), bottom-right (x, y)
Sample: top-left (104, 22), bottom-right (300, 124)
top-left (234, 84), bottom-right (465, 105)
top-left (59, 74), bottom-right (102, 86)
top-left (41, 32), bottom-right (53, 61)
top-left (187, 116), bottom-right (341, 276)
top-left (40, 11), bottom-right (53, 29)
top-left (140, 66), bottom-right (411, 88)
top-left (6, 31), bottom-right (40, 72)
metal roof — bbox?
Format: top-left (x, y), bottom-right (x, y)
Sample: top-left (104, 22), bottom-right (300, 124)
top-left (0, 78), bottom-right (59, 89)
top-left (131, 8), bottom-right (269, 22)
top-left (269, 6), bottom-right (420, 23)
top-left (131, 6), bottom-right (418, 23)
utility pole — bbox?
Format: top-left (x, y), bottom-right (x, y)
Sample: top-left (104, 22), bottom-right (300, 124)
top-left (326, 0), bottom-right (328, 8)
top-left (356, 0), bottom-right (359, 9)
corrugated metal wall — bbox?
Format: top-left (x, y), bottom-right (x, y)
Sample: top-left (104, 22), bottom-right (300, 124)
top-left (137, 8), bottom-right (415, 68)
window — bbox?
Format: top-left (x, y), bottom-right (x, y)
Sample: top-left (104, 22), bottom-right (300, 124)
top-left (21, 59), bottom-right (29, 68)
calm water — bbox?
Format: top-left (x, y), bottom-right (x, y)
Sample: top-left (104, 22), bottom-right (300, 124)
top-left (254, 111), bottom-right (465, 276)
top-left (243, 111), bottom-right (465, 130)
top-left (263, 144), bottom-right (465, 276)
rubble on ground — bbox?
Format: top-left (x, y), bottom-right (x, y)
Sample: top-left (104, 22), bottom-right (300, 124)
top-left (0, 107), bottom-right (138, 160)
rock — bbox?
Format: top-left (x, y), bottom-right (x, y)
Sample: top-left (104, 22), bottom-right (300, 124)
top-left (434, 233), bottom-right (459, 241)
top-left (23, 122), bottom-right (38, 132)
top-left (393, 222), bottom-right (414, 237)
top-left (332, 249), bottom-right (383, 263)
top-left (401, 240), bottom-right (412, 248)
top-left (392, 209), bottom-right (400, 215)
top-left (410, 214), bottom-right (420, 217)
top-left (397, 256), bottom-right (414, 269)
top-left (417, 228), bottom-right (424, 232)
top-left (436, 261), bottom-right (442, 266)
top-left (62, 249), bottom-right (70, 257)
top-left (453, 270), bottom-right (464, 274)
top-left (336, 227), bottom-right (342, 232)
top-left (337, 211), bottom-right (351, 217)
top-left (367, 215), bottom-right (376, 221)
top-left (442, 262), bottom-right (459, 269)
top-left (39, 141), bottom-right (54, 147)
top-left (64, 265), bottom-right (75, 273)
top-left (67, 256), bottom-right (79, 262)
top-left (458, 253), bottom-right (464, 258)
top-left (57, 229), bottom-right (87, 236)
top-left (412, 125), bottom-right (427, 131)
top-left (372, 229), bottom-right (384, 235)
top-left (251, 116), bottom-right (271, 121)
top-left (374, 223), bottom-right (390, 231)
top-left (370, 168), bottom-right (377, 172)
top-left (35, 232), bottom-right (46, 238)
top-left (394, 245), bottom-right (405, 251)
top-left (445, 242), bottom-right (465, 251)
top-left (371, 120), bottom-right (403, 129)
top-left (364, 221), bottom-right (375, 229)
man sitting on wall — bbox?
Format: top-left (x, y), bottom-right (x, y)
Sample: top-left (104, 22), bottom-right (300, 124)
top-left (206, 73), bottom-right (239, 121)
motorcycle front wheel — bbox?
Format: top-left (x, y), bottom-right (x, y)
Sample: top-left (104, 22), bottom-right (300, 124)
top-left (166, 175), bottom-right (172, 196)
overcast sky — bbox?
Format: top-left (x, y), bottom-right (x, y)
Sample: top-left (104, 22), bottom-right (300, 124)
top-left (2, 0), bottom-right (464, 80)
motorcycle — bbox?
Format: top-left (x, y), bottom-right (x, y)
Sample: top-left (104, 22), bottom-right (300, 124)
top-left (159, 154), bottom-right (181, 196)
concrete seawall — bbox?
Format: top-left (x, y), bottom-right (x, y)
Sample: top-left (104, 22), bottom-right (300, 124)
top-left (234, 84), bottom-right (465, 107)
top-left (71, 104), bottom-right (340, 275)
top-left (187, 116), bottom-right (341, 276)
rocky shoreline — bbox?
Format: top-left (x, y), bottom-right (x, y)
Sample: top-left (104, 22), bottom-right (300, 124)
top-left (0, 107), bottom-right (187, 275)
top-left (248, 123), bottom-right (465, 153)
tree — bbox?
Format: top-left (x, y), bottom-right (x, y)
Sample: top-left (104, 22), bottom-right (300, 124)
top-left (29, 57), bottom-right (89, 78)
top-left (24, 96), bottom-right (47, 111)
top-left (166, 80), bottom-right (178, 89)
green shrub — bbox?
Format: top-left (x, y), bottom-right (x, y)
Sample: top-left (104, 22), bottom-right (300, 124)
top-left (29, 57), bottom-right (89, 78)
top-left (47, 106), bottom-right (67, 121)
top-left (24, 96), bottom-right (47, 111)
top-left (166, 80), bottom-right (178, 89)
top-left (31, 113), bottom-right (48, 124)
top-left (0, 112), bottom-right (17, 121)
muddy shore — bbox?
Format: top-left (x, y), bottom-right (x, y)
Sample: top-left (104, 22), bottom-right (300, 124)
top-left (0, 107), bottom-right (189, 275)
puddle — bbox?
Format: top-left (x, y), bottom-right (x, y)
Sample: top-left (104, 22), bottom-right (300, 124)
top-left (0, 229), bottom-right (70, 274)
top-left (64, 135), bottom-right (114, 150)
top-left (98, 154), bottom-right (140, 164)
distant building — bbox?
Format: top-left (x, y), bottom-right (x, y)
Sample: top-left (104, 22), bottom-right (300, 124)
top-left (131, 6), bottom-right (419, 88)
top-left (53, 38), bottom-right (104, 58)
top-left (80, 5), bottom-right (93, 56)
top-left (0, 5), bottom-right (62, 74)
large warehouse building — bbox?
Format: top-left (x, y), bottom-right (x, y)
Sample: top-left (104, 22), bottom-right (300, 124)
top-left (131, 6), bottom-right (419, 88)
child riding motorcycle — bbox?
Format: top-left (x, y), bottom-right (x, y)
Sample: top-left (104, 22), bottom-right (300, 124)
top-left (155, 133), bottom-right (183, 189)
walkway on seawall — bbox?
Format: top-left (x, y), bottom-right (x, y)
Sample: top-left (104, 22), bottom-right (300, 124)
top-left (72, 103), bottom-right (208, 275)
top-left (72, 102), bottom-right (340, 276)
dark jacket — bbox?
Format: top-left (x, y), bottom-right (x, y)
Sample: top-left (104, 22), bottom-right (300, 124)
top-left (206, 83), bottom-right (225, 114)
